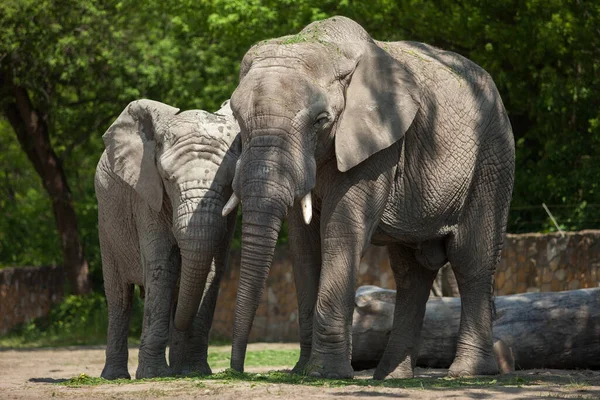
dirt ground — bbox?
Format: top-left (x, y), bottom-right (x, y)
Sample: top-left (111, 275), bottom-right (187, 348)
top-left (1, 344), bottom-right (599, 399)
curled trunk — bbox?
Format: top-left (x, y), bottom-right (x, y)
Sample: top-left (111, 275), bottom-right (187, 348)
top-left (173, 194), bottom-right (224, 332)
top-left (173, 245), bottom-right (215, 331)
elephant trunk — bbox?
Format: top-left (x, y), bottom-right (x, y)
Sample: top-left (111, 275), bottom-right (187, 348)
top-left (173, 191), bottom-right (224, 332)
top-left (230, 190), bottom-right (289, 372)
top-left (229, 132), bottom-right (313, 371)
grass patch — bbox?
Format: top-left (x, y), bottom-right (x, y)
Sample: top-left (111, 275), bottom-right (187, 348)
top-left (565, 378), bottom-right (591, 390)
top-left (208, 349), bottom-right (300, 369)
top-left (59, 369), bottom-right (538, 390)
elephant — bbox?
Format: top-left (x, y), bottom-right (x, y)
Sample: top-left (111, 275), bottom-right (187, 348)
top-left (95, 99), bottom-right (240, 379)
top-left (222, 16), bottom-right (515, 380)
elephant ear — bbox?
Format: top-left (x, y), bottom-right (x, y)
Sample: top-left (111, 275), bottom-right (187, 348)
top-left (335, 43), bottom-right (421, 172)
top-left (102, 99), bottom-right (180, 212)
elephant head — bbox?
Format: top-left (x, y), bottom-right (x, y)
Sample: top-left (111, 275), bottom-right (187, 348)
top-left (223, 16), bottom-right (421, 370)
top-left (103, 99), bottom-right (240, 332)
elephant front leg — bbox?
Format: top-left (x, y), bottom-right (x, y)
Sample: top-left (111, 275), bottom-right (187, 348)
top-left (373, 244), bottom-right (437, 380)
top-left (307, 181), bottom-right (390, 379)
top-left (136, 247), bottom-right (180, 379)
top-left (307, 240), bottom-right (358, 379)
top-left (288, 203), bottom-right (321, 374)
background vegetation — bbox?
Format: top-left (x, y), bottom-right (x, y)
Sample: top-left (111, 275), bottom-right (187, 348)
top-left (0, 0), bottom-right (598, 340)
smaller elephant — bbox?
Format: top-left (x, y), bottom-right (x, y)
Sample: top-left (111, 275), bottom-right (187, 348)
top-left (95, 99), bottom-right (240, 379)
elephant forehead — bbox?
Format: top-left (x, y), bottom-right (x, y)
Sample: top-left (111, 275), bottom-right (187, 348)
top-left (161, 114), bottom-right (237, 147)
top-left (233, 72), bottom-right (331, 130)
top-left (162, 151), bottom-right (233, 192)
top-left (249, 42), bottom-right (337, 78)
top-left (161, 138), bottom-right (228, 170)
top-left (158, 130), bottom-right (233, 184)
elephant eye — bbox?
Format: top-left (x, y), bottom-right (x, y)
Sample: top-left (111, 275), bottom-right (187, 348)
top-left (314, 112), bottom-right (330, 128)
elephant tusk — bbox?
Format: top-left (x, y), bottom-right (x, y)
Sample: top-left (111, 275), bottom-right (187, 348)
top-left (301, 192), bottom-right (312, 225)
top-left (222, 193), bottom-right (240, 217)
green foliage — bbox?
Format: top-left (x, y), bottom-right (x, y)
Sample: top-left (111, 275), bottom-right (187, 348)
top-left (0, 121), bottom-right (61, 266)
top-left (1, 0), bottom-right (599, 284)
top-left (0, 289), bottom-right (144, 347)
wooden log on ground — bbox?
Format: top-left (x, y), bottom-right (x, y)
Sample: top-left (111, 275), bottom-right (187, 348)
top-left (351, 285), bottom-right (600, 371)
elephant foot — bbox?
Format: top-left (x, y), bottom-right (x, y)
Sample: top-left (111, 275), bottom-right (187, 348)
top-left (101, 365), bottom-right (131, 380)
top-left (448, 353), bottom-right (499, 377)
top-left (171, 360), bottom-right (212, 376)
top-left (291, 354), bottom-right (310, 375)
top-left (135, 358), bottom-right (171, 379)
top-left (305, 353), bottom-right (353, 379)
top-left (373, 356), bottom-right (414, 380)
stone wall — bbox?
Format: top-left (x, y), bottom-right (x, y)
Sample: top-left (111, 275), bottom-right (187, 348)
top-left (496, 230), bottom-right (600, 294)
top-left (1, 231), bottom-right (599, 341)
top-left (0, 265), bottom-right (64, 335)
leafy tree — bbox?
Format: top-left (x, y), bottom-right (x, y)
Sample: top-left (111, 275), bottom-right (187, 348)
top-left (335, 0), bottom-right (600, 232)
top-left (0, 0), bottom-right (187, 291)
top-left (1, 0), bottom-right (598, 296)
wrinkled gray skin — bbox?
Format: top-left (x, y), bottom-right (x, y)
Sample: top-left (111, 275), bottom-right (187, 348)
top-left (227, 16), bottom-right (515, 380)
top-left (95, 99), bottom-right (240, 379)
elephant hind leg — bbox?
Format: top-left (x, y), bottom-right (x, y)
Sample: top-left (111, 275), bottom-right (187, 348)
top-left (373, 243), bottom-right (437, 380)
top-left (446, 232), bottom-right (500, 377)
top-left (445, 158), bottom-right (511, 377)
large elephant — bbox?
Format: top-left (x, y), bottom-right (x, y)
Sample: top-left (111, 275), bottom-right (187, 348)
top-left (95, 99), bottom-right (240, 379)
top-left (223, 17), bottom-right (515, 380)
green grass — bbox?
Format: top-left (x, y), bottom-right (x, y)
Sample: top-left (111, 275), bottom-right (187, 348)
top-left (208, 349), bottom-right (300, 369)
top-left (59, 367), bottom-right (536, 390)
top-left (55, 348), bottom-right (594, 392)
top-left (564, 378), bottom-right (591, 390)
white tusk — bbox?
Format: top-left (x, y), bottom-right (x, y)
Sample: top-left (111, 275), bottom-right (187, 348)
top-left (301, 192), bottom-right (312, 225)
top-left (222, 193), bottom-right (240, 217)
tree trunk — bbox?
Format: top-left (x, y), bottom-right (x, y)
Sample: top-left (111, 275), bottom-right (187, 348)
top-left (0, 76), bottom-right (90, 295)
top-left (352, 286), bottom-right (600, 371)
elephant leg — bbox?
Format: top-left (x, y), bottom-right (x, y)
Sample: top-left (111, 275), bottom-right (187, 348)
top-left (373, 244), bottom-right (437, 380)
top-left (136, 234), bottom-right (180, 379)
top-left (288, 203), bottom-right (321, 374)
top-left (446, 245), bottom-right (499, 377)
top-left (101, 250), bottom-right (134, 380)
top-left (308, 171), bottom-right (390, 379)
top-left (445, 160), bottom-right (510, 377)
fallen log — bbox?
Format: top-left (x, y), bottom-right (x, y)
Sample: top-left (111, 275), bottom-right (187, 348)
top-left (351, 286), bottom-right (600, 371)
